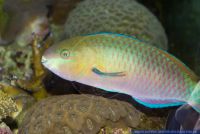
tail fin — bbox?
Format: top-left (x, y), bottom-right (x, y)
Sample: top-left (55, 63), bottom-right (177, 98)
top-left (188, 81), bottom-right (200, 113)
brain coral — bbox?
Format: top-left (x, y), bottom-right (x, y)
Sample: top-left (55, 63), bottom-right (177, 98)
top-left (18, 94), bottom-right (141, 134)
top-left (64, 0), bottom-right (168, 50)
top-left (0, 90), bottom-right (17, 120)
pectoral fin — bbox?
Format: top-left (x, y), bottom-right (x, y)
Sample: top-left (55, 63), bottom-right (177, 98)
top-left (92, 67), bottom-right (126, 77)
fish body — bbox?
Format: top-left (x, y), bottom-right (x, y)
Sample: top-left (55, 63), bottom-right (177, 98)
top-left (42, 33), bottom-right (200, 112)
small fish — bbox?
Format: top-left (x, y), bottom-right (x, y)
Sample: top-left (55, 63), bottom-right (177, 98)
top-left (42, 32), bottom-right (200, 113)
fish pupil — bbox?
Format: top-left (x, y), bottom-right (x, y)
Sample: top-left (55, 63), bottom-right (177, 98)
top-left (60, 49), bottom-right (70, 59)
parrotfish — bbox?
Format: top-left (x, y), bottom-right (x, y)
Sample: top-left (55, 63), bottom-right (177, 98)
top-left (42, 32), bottom-right (200, 113)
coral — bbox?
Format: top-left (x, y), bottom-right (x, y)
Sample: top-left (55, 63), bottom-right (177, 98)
top-left (18, 94), bottom-right (142, 134)
top-left (137, 114), bottom-right (166, 130)
top-left (16, 35), bottom-right (52, 100)
top-left (0, 122), bottom-right (13, 134)
top-left (0, 82), bottom-right (36, 126)
top-left (99, 127), bottom-right (132, 134)
top-left (64, 0), bottom-right (168, 50)
top-left (0, 21), bottom-right (51, 99)
top-left (0, 34), bottom-right (52, 100)
top-left (0, 35), bottom-right (50, 125)
top-left (0, 45), bottom-right (33, 81)
top-left (14, 16), bottom-right (50, 47)
top-left (0, 90), bottom-right (17, 120)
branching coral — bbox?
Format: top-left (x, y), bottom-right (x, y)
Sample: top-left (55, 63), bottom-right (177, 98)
top-left (0, 35), bottom-right (50, 127)
top-left (16, 35), bottom-right (52, 100)
top-left (0, 27), bottom-right (52, 101)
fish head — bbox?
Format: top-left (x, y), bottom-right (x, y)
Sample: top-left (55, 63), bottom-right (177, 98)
top-left (42, 36), bottom-right (96, 81)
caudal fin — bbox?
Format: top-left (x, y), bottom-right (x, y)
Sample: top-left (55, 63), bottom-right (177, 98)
top-left (188, 81), bottom-right (200, 113)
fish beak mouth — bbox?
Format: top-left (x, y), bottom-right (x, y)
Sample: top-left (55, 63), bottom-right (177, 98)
top-left (41, 56), bottom-right (48, 64)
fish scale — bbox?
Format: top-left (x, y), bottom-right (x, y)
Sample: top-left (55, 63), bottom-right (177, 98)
top-left (90, 34), bottom-right (196, 98)
top-left (42, 32), bottom-right (200, 112)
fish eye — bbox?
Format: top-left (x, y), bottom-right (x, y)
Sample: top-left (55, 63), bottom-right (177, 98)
top-left (60, 49), bottom-right (70, 59)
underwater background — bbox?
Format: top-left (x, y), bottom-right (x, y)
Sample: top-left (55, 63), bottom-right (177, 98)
top-left (0, 0), bottom-right (200, 133)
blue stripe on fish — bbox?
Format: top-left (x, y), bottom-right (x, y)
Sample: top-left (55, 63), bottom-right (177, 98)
top-left (81, 32), bottom-right (142, 42)
top-left (134, 98), bottom-right (185, 108)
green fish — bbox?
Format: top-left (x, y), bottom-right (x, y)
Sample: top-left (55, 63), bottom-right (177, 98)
top-left (42, 32), bottom-right (200, 113)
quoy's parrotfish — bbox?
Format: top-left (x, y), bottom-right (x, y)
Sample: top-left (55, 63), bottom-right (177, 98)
top-left (42, 32), bottom-right (200, 113)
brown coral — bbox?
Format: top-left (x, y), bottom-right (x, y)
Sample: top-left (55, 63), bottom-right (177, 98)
top-left (64, 0), bottom-right (168, 50)
top-left (0, 82), bottom-right (36, 126)
top-left (0, 90), bottom-right (17, 120)
top-left (16, 34), bottom-right (52, 100)
top-left (18, 94), bottom-right (141, 134)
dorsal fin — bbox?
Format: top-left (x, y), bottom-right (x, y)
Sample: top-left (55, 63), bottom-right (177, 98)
top-left (82, 32), bottom-right (142, 42)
